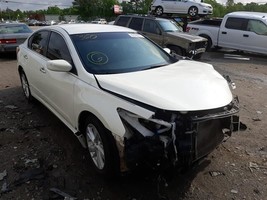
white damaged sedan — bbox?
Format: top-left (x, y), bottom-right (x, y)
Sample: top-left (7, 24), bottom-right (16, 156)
top-left (17, 24), bottom-right (239, 177)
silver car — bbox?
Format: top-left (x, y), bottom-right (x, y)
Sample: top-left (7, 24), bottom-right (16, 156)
top-left (0, 23), bottom-right (32, 53)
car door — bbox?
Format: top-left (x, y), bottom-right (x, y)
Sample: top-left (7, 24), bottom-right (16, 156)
top-left (40, 31), bottom-right (77, 126)
top-left (23, 30), bottom-right (50, 101)
top-left (243, 19), bottom-right (267, 54)
top-left (218, 17), bottom-right (249, 51)
top-left (142, 19), bottom-right (164, 46)
top-left (175, 0), bottom-right (187, 13)
top-left (161, 0), bottom-right (177, 13)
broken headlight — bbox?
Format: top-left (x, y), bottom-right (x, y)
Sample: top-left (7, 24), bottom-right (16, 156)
top-left (117, 108), bottom-right (172, 138)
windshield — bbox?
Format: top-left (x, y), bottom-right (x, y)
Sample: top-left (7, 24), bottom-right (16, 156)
top-left (0, 24), bottom-right (32, 34)
top-left (158, 20), bottom-right (182, 32)
top-left (71, 32), bottom-right (175, 74)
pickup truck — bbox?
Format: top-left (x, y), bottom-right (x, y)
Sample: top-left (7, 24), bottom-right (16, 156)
top-left (186, 11), bottom-right (267, 54)
top-left (114, 15), bottom-right (208, 59)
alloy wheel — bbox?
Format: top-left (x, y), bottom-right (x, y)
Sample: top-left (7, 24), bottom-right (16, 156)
top-left (86, 124), bottom-right (105, 170)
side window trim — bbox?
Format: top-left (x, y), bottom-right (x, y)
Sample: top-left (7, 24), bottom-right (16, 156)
top-left (28, 30), bottom-right (51, 57)
top-left (47, 30), bottom-right (77, 75)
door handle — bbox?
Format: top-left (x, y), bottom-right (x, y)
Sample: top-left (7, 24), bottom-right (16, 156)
top-left (40, 67), bottom-right (46, 74)
top-left (23, 55), bottom-right (28, 59)
top-left (222, 31), bottom-right (227, 34)
top-left (243, 34), bottom-right (249, 37)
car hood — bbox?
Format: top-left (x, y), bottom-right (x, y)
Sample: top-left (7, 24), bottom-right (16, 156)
top-left (166, 31), bottom-right (207, 42)
top-left (95, 60), bottom-right (233, 111)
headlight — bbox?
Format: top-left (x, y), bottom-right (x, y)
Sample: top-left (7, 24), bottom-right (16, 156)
top-left (117, 108), bottom-right (172, 137)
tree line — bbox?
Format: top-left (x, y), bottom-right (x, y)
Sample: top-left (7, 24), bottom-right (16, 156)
top-left (1, 0), bottom-right (267, 22)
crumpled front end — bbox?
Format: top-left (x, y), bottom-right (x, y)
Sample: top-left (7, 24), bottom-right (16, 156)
top-left (117, 97), bottom-right (239, 171)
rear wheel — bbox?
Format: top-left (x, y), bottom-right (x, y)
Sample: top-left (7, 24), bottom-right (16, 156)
top-left (155, 6), bottom-right (163, 16)
top-left (19, 70), bottom-right (33, 102)
top-left (83, 116), bottom-right (119, 178)
top-left (188, 6), bottom-right (198, 17)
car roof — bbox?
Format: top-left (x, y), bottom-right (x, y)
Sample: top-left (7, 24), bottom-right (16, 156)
top-left (0, 23), bottom-right (27, 26)
top-left (37, 24), bottom-right (136, 35)
top-left (118, 14), bottom-right (172, 22)
top-left (226, 11), bottom-right (267, 19)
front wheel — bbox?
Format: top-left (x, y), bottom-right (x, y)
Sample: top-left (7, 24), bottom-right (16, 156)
top-left (188, 6), bottom-right (198, 17)
top-left (83, 116), bottom-right (119, 178)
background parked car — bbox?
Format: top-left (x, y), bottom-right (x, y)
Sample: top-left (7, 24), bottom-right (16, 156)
top-left (91, 18), bottom-right (107, 24)
top-left (0, 23), bottom-right (32, 53)
top-left (150, 0), bottom-right (213, 17)
top-left (186, 11), bottom-right (267, 54)
top-left (114, 15), bottom-right (207, 59)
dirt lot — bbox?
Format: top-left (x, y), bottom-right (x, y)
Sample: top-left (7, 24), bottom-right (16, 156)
top-left (0, 50), bottom-right (267, 200)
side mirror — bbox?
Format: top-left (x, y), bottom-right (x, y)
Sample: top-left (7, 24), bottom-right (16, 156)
top-left (47, 60), bottom-right (72, 72)
top-left (163, 48), bottom-right (171, 54)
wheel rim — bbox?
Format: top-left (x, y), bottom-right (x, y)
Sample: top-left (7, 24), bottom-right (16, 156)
top-left (189, 7), bottom-right (197, 16)
top-left (21, 73), bottom-right (30, 99)
top-left (156, 7), bottom-right (163, 15)
top-left (86, 124), bottom-right (105, 170)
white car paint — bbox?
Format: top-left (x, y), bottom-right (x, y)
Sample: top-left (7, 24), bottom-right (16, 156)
top-left (17, 24), bottom-right (238, 174)
top-left (96, 60), bottom-right (232, 111)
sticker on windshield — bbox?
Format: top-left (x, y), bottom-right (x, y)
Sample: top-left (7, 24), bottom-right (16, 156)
top-left (77, 34), bottom-right (97, 40)
top-left (87, 52), bottom-right (108, 65)
top-left (128, 33), bottom-right (144, 38)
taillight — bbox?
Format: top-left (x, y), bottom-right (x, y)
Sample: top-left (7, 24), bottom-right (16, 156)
top-left (0, 39), bottom-right (17, 44)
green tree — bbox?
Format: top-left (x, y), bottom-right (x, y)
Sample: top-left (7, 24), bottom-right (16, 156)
top-left (72, 0), bottom-right (118, 20)
top-left (47, 6), bottom-right (62, 15)
top-left (204, 0), bottom-right (226, 17)
top-left (226, 0), bottom-right (234, 7)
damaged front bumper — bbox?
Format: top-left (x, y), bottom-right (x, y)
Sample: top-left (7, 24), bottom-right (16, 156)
top-left (117, 97), bottom-right (239, 171)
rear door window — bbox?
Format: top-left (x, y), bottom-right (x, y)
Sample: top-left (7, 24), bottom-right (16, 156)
top-left (28, 31), bottom-right (50, 56)
top-left (143, 19), bottom-right (161, 34)
top-left (225, 17), bottom-right (248, 31)
top-left (129, 18), bottom-right (144, 31)
top-left (116, 16), bottom-right (131, 27)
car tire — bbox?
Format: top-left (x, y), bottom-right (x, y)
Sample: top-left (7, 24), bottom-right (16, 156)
top-left (199, 34), bottom-right (212, 51)
top-left (83, 116), bottom-right (120, 178)
top-left (19, 70), bottom-right (33, 102)
top-left (169, 46), bottom-right (183, 56)
top-left (188, 6), bottom-right (198, 17)
top-left (155, 6), bottom-right (164, 16)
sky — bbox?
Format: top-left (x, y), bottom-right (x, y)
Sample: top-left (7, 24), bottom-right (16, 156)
top-left (0, 0), bottom-right (73, 11)
top-left (0, 0), bottom-right (266, 11)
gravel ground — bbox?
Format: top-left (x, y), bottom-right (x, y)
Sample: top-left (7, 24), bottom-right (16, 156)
top-left (0, 50), bottom-right (267, 200)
